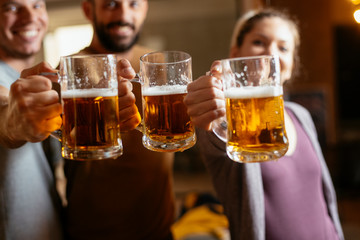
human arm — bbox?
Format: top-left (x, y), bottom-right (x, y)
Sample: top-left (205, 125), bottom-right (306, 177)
top-left (0, 62), bottom-right (62, 148)
top-left (117, 59), bottom-right (141, 132)
top-left (184, 61), bottom-right (226, 131)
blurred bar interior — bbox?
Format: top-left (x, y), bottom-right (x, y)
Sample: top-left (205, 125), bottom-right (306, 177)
top-left (43, 0), bottom-right (360, 238)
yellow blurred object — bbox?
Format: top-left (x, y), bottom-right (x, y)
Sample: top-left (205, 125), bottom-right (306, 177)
top-left (171, 204), bottom-right (229, 240)
top-left (351, 0), bottom-right (360, 5)
top-left (183, 192), bottom-right (199, 210)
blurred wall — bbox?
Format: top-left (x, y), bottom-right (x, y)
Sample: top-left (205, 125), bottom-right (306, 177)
top-left (46, 0), bottom-right (237, 78)
top-left (265, 0), bottom-right (359, 145)
top-left (140, 0), bottom-right (237, 78)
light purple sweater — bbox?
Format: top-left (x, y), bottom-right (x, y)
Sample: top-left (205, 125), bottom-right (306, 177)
top-left (260, 108), bottom-right (339, 240)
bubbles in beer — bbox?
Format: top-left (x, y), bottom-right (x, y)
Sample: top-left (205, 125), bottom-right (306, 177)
top-left (61, 90), bottom-right (121, 160)
top-left (142, 84), bottom-right (195, 151)
top-left (225, 85), bottom-right (288, 162)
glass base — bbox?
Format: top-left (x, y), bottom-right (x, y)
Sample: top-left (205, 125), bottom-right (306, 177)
top-left (62, 145), bottom-right (123, 161)
top-left (226, 146), bottom-right (288, 163)
top-left (142, 134), bottom-right (196, 152)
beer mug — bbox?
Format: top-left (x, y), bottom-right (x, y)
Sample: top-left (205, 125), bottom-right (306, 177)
top-left (213, 55), bottom-right (289, 163)
top-left (137, 51), bottom-right (196, 152)
top-left (52, 54), bottom-right (122, 160)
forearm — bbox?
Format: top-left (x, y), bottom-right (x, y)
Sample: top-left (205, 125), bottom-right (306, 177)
top-left (0, 93), bottom-right (26, 148)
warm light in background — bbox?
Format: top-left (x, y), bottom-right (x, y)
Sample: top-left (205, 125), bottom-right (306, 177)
top-left (351, 0), bottom-right (360, 24)
top-left (351, 0), bottom-right (360, 5)
top-left (354, 9), bottom-right (360, 23)
top-left (44, 24), bottom-right (93, 68)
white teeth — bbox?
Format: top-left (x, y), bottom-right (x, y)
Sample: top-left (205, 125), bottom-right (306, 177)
top-left (19, 30), bottom-right (38, 38)
top-left (116, 26), bottom-right (131, 31)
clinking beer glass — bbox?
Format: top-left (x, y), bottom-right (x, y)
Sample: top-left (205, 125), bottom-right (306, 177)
top-left (52, 54), bottom-right (122, 160)
top-left (213, 55), bottom-right (289, 163)
top-left (137, 51), bottom-right (196, 152)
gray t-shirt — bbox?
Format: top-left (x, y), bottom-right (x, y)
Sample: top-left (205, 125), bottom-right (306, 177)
top-left (0, 61), bottom-right (64, 240)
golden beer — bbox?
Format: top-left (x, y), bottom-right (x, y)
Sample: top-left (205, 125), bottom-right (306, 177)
top-left (61, 89), bottom-right (122, 160)
top-left (225, 86), bottom-right (288, 162)
top-left (142, 85), bottom-right (195, 152)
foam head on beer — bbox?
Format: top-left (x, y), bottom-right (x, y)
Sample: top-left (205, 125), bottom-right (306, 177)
top-left (224, 85), bottom-right (283, 99)
top-left (142, 85), bottom-right (187, 96)
top-left (61, 88), bottom-right (118, 99)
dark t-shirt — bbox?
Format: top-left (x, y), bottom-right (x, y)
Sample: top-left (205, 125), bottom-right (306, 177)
top-left (64, 46), bottom-right (175, 240)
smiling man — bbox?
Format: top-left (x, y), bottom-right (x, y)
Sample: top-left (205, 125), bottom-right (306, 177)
top-left (0, 0), bottom-right (65, 239)
top-left (79, 0), bottom-right (150, 70)
top-left (0, 0), bottom-right (47, 68)
top-left (63, 0), bottom-right (176, 240)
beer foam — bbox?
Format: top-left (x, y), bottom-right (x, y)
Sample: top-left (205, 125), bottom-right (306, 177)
top-left (224, 86), bottom-right (283, 99)
top-left (62, 88), bottom-right (118, 98)
top-left (142, 85), bottom-right (187, 96)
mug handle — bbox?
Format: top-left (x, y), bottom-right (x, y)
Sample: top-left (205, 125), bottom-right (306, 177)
top-left (130, 75), bottom-right (144, 133)
top-left (204, 71), bottom-right (228, 142)
top-left (40, 72), bottom-right (62, 142)
top-left (211, 117), bottom-right (227, 143)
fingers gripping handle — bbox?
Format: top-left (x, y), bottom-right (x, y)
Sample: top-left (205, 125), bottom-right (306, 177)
top-left (40, 72), bottom-right (62, 141)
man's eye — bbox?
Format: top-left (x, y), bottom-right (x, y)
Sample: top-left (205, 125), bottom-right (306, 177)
top-left (129, 0), bottom-right (140, 8)
top-left (106, 1), bottom-right (117, 9)
top-left (4, 5), bottom-right (18, 12)
top-left (34, 2), bottom-right (45, 9)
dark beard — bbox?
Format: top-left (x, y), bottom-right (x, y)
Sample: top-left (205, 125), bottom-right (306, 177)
top-left (94, 19), bottom-right (139, 53)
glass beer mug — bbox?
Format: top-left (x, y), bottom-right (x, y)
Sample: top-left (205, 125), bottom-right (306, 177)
top-left (52, 54), bottom-right (123, 160)
top-left (136, 51), bottom-right (196, 152)
top-left (213, 55), bottom-right (289, 163)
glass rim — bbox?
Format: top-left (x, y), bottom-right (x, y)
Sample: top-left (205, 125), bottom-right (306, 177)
top-left (60, 54), bottom-right (117, 60)
top-left (140, 50), bottom-right (192, 65)
top-left (220, 54), bottom-right (279, 63)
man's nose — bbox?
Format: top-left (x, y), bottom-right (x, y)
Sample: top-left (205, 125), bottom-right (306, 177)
top-left (114, 2), bottom-right (133, 23)
top-left (19, 7), bottom-right (37, 23)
